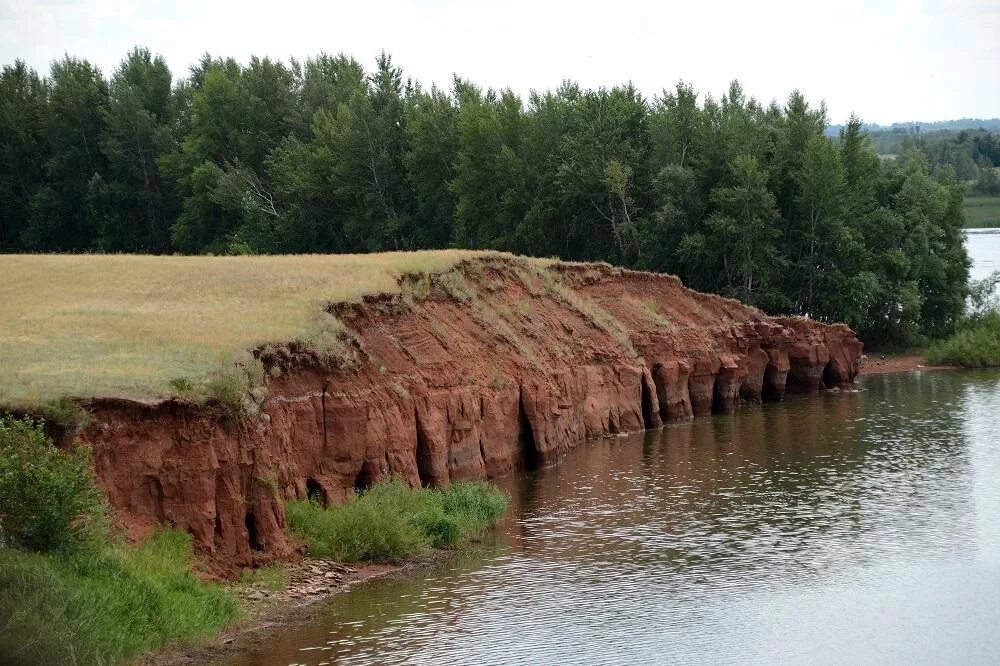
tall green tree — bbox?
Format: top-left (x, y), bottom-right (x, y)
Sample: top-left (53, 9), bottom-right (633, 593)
top-left (88, 47), bottom-right (175, 251)
top-left (310, 52), bottom-right (411, 251)
top-left (555, 84), bottom-right (649, 263)
top-left (24, 57), bottom-right (107, 250)
top-left (791, 134), bottom-right (849, 315)
top-left (451, 81), bottom-right (527, 250)
top-left (0, 61), bottom-right (47, 250)
top-left (403, 85), bottom-right (458, 248)
top-left (701, 154), bottom-right (784, 308)
top-left (167, 55), bottom-right (297, 252)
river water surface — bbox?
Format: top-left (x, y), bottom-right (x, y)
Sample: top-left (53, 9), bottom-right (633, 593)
top-left (234, 234), bottom-right (1000, 666)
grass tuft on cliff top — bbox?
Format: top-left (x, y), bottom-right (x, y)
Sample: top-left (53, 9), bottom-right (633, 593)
top-left (1, 251), bottom-right (516, 406)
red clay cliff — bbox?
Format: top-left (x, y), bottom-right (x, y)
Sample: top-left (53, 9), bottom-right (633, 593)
top-left (80, 258), bottom-right (863, 574)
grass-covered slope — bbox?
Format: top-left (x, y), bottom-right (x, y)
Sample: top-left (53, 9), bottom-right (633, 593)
top-left (0, 416), bottom-right (238, 664)
top-left (0, 251), bottom-right (504, 406)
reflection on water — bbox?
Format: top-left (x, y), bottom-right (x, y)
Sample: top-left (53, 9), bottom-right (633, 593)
top-left (234, 371), bottom-right (1000, 665)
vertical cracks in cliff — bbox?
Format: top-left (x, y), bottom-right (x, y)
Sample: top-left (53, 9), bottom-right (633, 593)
top-left (517, 386), bottom-right (540, 470)
top-left (822, 361), bottom-right (837, 390)
top-left (245, 512), bottom-right (262, 552)
top-left (640, 374), bottom-right (656, 429)
top-left (414, 403), bottom-right (432, 487)
top-left (320, 380), bottom-right (330, 450)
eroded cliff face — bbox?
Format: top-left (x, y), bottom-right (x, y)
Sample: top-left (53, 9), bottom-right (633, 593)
top-left (81, 259), bottom-right (862, 574)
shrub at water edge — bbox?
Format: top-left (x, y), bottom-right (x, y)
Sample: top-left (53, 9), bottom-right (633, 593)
top-left (927, 309), bottom-right (1000, 367)
top-left (286, 477), bottom-right (508, 562)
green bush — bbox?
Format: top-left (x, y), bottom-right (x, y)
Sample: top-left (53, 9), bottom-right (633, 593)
top-left (440, 479), bottom-right (509, 530)
top-left (0, 416), bottom-right (239, 664)
top-left (0, 416), bottom-right (107, 553)
top-left (286, 477), bottom-right (508, 562)
top-left (0, 529), bottom-right (238, 665)
top-left (928, 309), bottom-right (1000, 367)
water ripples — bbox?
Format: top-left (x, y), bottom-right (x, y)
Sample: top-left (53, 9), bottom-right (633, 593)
top-left (237, 370), bottom-right (1000, 665)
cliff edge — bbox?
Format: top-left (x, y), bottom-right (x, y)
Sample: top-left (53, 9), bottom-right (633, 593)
top-left (79, 257), bottom-right (862, 574)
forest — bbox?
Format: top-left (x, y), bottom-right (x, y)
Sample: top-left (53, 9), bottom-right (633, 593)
top-left (0, 48), bottom-right (972, 348)
top-left (864, 126), bottom-right (1000, 194)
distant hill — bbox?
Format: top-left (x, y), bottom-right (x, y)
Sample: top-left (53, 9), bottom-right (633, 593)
top-left (825, 118), bottom-right (1000, 137)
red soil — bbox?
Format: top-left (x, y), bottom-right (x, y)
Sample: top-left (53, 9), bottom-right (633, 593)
top-left (80, 259), bottom-right (863, 575)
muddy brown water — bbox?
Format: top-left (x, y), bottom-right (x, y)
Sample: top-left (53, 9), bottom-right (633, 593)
top-left (230, 370), bottom-right (1000, 665)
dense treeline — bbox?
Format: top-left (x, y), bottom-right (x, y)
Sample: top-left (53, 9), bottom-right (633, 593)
top-left (0, 48), bottom-right (970, 347)
top-left (864, 127), bottom-right (1000, 194)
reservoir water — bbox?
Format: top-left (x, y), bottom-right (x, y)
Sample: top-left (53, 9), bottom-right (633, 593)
top-left (233, 232), bottom-right (1000, 666)
top-left (966, 227), bottom-right (1000, 282)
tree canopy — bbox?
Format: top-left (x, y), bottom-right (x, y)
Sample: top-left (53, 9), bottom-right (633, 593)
top-left (0, 49), bottom-right (974, 347)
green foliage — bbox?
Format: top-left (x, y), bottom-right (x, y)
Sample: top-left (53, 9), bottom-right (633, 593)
top-left (0, 60), bottom-right (47, 251)
top-left (23, 56), bottom-right (107, 251)
top-left (927, 271), bottom-right (1000, 367)
top-left (28, 397), bottom-right (92, 437)
top-left (204, 355), bottom-right (267, 421)
top-left (0, 416), bottom-right (238, 663)
top-left (0, 416), bottom-right (106, 554)
top-left (88, 47), bottom-right (176, 252)
top-left (0, 47), bottom-right (978, 347)
top-left (927, 310), bottom-right (1000, 367)
top-left (0, 529), bottom-right (238, 665)
top-left (286, 477), bottom-right (507, 562)
top-left (864, 126), bottom-right (1000, 185)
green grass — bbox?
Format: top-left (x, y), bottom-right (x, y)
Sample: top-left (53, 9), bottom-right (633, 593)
top-left (0, 251), bottom-right (514, 407)
top-left (927, 310), bottom-right (1000, 367)
top-left (236, 563), bottom-right (286, 592)
top-left (0, 530), bottom-right (239, 665)
top-left (963, 196), bottom-right (1000, 228)
top-left (0, 417), bottom-right (238, 664)
top-left (286, 477), bottom-right (508, 562)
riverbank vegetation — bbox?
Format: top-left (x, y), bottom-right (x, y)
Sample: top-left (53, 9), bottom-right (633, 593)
top-left (864, 126), bottom-right (1000, 189)
top-left (0, 416), bottom-right (239, 664)
top-left (927, 311), bottom-right (1000, 367)
top-left (0, 415), bottom-right (509, 663)
top-left (857, 124), bottom-right (1000, 230)
top-left (928, 271), bottom-right (1000, 367)
top-left (287, 478), bottom-right (508, 561)
top-left (0, 49), bottom-right (970, 352)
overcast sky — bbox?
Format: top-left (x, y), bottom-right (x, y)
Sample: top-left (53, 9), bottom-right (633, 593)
top-left (1, 0), bottom-right (997, 125)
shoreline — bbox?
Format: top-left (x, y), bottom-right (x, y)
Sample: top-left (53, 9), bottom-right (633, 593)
top-left (142, 551), bottom-right (454, 665)
top-left (145, 353), bottom-right (948, 664)
top-left (858, 353), bottom-right (955, 375)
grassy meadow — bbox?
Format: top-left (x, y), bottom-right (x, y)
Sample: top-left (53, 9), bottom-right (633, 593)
top-left (0, 251), bottom-right (504, 406)
top-left (963, 196), bottom-right (1000, 228)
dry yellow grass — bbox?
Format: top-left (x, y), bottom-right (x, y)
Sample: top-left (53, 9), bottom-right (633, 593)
top-left (1, 251), bottom-right (505, 405)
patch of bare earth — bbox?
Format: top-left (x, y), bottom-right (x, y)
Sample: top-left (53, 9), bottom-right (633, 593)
top-left (858, 354), bottom-right (953, 375)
